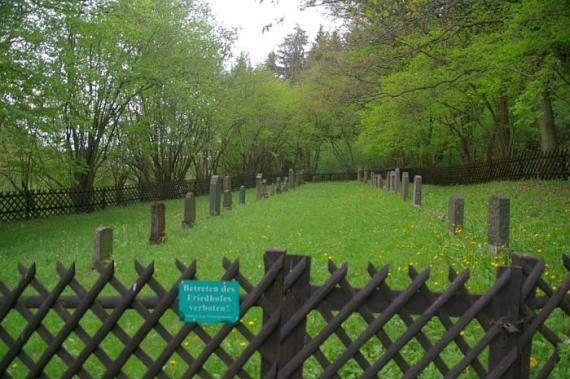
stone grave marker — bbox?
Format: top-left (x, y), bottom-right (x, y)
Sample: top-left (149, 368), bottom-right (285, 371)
top-left (209, 176), bottom-right (221, 216)
top-left (256, 173), bottom-right (263, 200)
top-left (283, 177), bottom-right (289, 191)
top-left (378, 174), bottom-right (383, 189)
top-left (288, 169), bottom-right (295, 190)
top-left (271, 182), bottom-right (276, 196)
top-left (262, 179), bottom-right (268, 198)
top-left (401, 172), bottom-right (409, 200)
top-left (223, 176), bottom-right (231, 192)
top-left (488, 195), bottom-right (510, 252)
top-left (92, 226), bottom-right (112, 268)
top-left (413, 175), bottom-right (422, 208)
top-left (395, 168), bottom-right (401, 193)
top-left (364, 170), bottom-right (368, 183)
top-left (239, 185), bottom-right (246, 204)
top-left (223, 189), bottom-right (232, 210)
top-left (150, 203), bottom-right (166, 244)
top-left (447, 193), bottom-right (464, 234)
top-left (181, 192), bottom-right (196, 228)
top-left (276, 177), bottom-right (282, 194)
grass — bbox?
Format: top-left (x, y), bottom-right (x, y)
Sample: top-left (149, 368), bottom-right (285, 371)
top-left (0, 180), bottom-right (569, 377)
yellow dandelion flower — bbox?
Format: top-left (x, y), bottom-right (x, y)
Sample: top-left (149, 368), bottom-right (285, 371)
top-left (530, 356), bottom-right (538, 367)
top-left (459, 330), bottom-right (465, 337)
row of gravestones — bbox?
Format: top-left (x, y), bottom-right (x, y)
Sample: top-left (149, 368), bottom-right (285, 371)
top-left (358, 168), bottom-right (511, 254)
top-left (358, 168), bottom-right (423, 208)
top-left (91, 169), bottom-right (304, 268)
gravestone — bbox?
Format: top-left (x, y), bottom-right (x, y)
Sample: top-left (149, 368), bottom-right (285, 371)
top-left (223, 189), bottom-right (232, 210)
top-left (371, 172), bottom-right (376, 187)
top-left (271, 182), bottom-right (276, 196)
top-left (92, 226), bottom-right (112, 268)
top-left (262, 179), bottom-right (268, 198)
top-left (288, 169), bottom-right (295, 190)
top-left (239, 185), bottom-right (246, 204)
top-left (276, 177), bottom-right (282, 194)
top-left (150, 203), bottom-right (166, 244)
top-left (181, 192), bottom-right (196, 228)
top-left (256, 173), bottom-right (263, 200)
top-left (401, 172), bottom-right (409, 200)
top-left (390, 171), bottom-right (397, 192)
top-left (378, 174), bottom-right (383, 189)
top-left (448, 193), bottom-right (464, 234)
top-left (413, 175), bottom-right (422, 208)
top-left (209, 176), bottom-right (221, 216)
top-left (395, 168), bottom-right (401, 193)
top-left (488, 195), bottom-right (510, 252)
top-left (364, 170), bottom-right (368, 183)
top-left (223, 176), bottom-right (231, 192)
top-left (299, 170), bottom-right (305, 185)
top-left (296, 171), bottom-right (301, 187)
top-left (283, 177), bottom-right (289, 192)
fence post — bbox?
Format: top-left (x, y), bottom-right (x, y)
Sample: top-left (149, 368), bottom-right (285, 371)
top-left (261, 248), bottom-right (286, 377)
top-left (489, 265), bottom-right (524, 378)
top-left (511, 253), bottom-right (540, 379)
top-left (260, 248), bottom-right (311, 378)
top-left (278, 253), bottom-right (311, 378)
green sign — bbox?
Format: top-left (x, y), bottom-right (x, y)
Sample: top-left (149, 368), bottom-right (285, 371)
top-left (178, 280), bottom-right (240, 324)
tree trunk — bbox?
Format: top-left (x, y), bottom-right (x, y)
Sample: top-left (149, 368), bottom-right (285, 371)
top-left (538, 93), bottom-right (558, 152)
top-left (495, 95), bottom-right (512, 160)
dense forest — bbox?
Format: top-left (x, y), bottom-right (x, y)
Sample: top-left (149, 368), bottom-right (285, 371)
top-left (1, 0), bottom-right (569, 192)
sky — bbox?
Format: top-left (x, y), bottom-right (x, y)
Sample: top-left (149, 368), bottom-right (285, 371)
top-left (206, 0), bottom-right (341, 66)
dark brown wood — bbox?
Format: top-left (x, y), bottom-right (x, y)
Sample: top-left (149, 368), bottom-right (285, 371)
top-left (278, 254), bottom-right (311, 378)
top-left (260, 248), bottom-right (286, 377)
top-left (0, 253), bottom-right (569, 378)
top-left (488, 266), bottom-right (523, 379)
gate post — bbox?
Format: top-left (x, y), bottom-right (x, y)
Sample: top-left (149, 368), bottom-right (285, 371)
top-left (512, 253), bottom-right (540, 379)
top-left (260, 248), bottom-right (311, 378)
top-left (489, 265), bottom-right (524, 378)
top-left (261, 248), bottom-right (286, 377)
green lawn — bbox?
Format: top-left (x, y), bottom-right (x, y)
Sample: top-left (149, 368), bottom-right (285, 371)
top-left (0, 180), bottom-right (569, 377)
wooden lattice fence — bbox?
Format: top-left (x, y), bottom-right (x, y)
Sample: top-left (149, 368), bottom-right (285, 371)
top-left (389, 149), bottom-right (569, 185)
top-left (1, 249), bottom-right (569, 378)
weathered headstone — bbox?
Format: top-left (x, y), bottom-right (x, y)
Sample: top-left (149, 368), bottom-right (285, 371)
top-left (223, 189), bottom-right (232, 210)
top-left (276, 177), bottom-right (282, 194)
top-left (288, 169), bottom-right (295, 190)
top-left (371, 172), bottom-right (376, 187)
top-left (364, 170), bottom-right (368, 183)
top-left (401, 172), bottom-right (409, 200)
top-left (412, 175), bottom-right (422, 208)
top-left (262, 179), bottom-right (268, 198)
top-left (271, 182), bottom-right (276, 196)
top-left (256, 173), bottom-right (263, 200)
top-left (239, 185), bottom-right (246, 204)
top-left (283, 177), bottom-right (289, 191)
top-left (299, 169), bottom-right (305, 185)
top-left (209, 176), bottom-right (221, 216)
top-left (488, 195), bottom-right (510, 252)
top-left (296, 170), bottom-right (301, 186)
top-left (395, 168), bottom-right (401, 193)
top-left (378, 174), bottom-right (383, 189)
top-left (223, 176), bottom-right (231, 192)
top-left (447, 193), bottom-right (464, 234)
top-left (181, 192), bottom-right (196, 228)
top-left (390, 171), bottom-right (396, 192)
top-left (150, 203), bottom-right (166, 244)
top-left (92, 226), bottom-right (112, 268)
